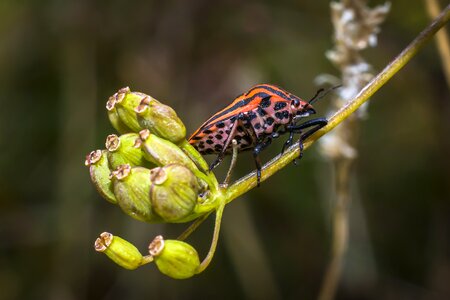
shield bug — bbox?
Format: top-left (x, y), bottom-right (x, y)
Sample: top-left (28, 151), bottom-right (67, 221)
top-left (189, 84), bottom-right (330, 186)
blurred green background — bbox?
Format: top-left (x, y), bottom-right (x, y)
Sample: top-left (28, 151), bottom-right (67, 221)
top-left (1, 0), bottom-right (449, 299)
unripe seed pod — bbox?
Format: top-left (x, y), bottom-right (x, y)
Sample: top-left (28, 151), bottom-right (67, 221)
top-left (94, 232), bottom-right (143, 270)
top-left (111, 87), bottom-right (147, 132)
top-left (150, 165), bottom-right (199, 222)
top-left (106, 95), bottom-right (134, 134)
top-left (137, 129), bottom-right (199, 173)
top-left (149, 235), bottom-right (200, 279)
top-left (105, 133), bottom-right (148, 169)
top-left (137, 129), bottom-right (211, 190)
top-left (135, 97), bottom-right (186, 144)
top-left (111, 164), bottom-right (162, 223)
top-left (85, 150), bottom-right (117, 204)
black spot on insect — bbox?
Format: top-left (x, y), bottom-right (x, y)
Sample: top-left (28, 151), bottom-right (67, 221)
top-left (203, 129), bottom-right (213, 134)
top-left (198, 143), bottom-right (205, 149)
top-left (205, 148), bottom-right (214, 154)
top-left (214, 144), bottom-right (223, 151)
top-left (191, 136), bottom-right (202, 141)
top-left (229, 116), bottom-right (237, 123)
top-left (266, 117), bottom-right (275, 126)
top-left (225, 129), bottom-right (231, 134)
top-left (199, 141), bottom-right (205, 147)
top-left (216, 121), bottom-right (225, 128)
top-left (282, 110), bottom-right (290, 119)
top-left (260, 96), bottom-right (271, 108)
top-left (247, 111), bottom-right (257, 120)
top-left (237, 126), bottom-right (244, 133)
top-left (274, 102), bottom-right (287, 111)
top-left (219, 130), bottom-right (224, 134)
top-left (215, 134), bottom-right (223, 140)
top-left (254, 123), bottom-right (261, 130)
top-left (257, 107), bottom-right (267, 116)
top-left (275, 112), bottom-right (284, 120)
top-left (208, 135), bottom-right (214, 139)
top-left (206, 139), bottom-right (214, 145)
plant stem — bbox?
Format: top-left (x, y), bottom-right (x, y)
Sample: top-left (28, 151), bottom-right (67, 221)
top-left (224, 3), bottom-right (450, 204)
top-left (425, 0), bottom-right (450, 87)
top-left (318, 160), bottom-right (352, 300)
top-left (196, 199), bottom-right (226, 274)
top-left (177, 212), bottom-right (212, 241)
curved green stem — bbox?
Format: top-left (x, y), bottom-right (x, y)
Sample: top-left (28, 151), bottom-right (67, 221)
top-left (196, 198), bottom-right (226, 274)
top-left (223, 3), bottom-right (450, 204)
top-left (177, 211), bottom-right (212, 241)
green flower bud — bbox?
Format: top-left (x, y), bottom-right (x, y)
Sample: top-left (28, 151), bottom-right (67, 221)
top-left (149, 235), bottom-right (200, 279)
top-left (94, 232), bottom-right (143, 270)
top-left (111, 164), bottom-right (162, 223)
top-left (106, 95), bottom-right (134, 134)
top-left (150, 165), bottom-right (199, 222)
top-left (137, 129), bottom-right (199, 173)
top-left (105, 133), bottom-right (149, 169)
top-left (137, 129), bottom-right (213, 190)
top-left (110, 87), bottom-right (147, 132)
top-left (135, 96), bottom-right (186, 144)
top-left (178, 140), bottom-right (210, 174)
top-left (85, 150), bottom-right (117, 204)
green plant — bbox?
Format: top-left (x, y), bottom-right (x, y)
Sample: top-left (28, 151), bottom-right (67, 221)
top-left (86, 4), bottom-right (449, 280)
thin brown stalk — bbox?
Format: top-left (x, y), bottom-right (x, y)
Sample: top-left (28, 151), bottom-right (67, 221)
top-left (425, 0), bottom-right (450, 87)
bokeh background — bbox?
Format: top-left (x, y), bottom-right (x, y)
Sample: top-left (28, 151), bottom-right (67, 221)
top-left (1, 0), bottom-right (449, 299)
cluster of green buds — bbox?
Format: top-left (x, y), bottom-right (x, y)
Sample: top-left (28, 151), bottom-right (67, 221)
top-left (86, 87), bottom-right (223, 279)
top-left (94, 233), bottom-right (200, 279)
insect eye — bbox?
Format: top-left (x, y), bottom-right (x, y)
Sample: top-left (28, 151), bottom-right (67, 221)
top-left (291, 99), bottom-right (300, 108)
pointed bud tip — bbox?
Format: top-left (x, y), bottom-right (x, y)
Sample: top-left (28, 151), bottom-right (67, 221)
top-left (150, 167), bottom-right (167, 185)
top-left (85, 150), bottom-right (103, 166)
top-left (106, 96), bottom-right (117, 111)
top-left (94, 232), bottom-right (113, 252)
top-left (135, 103), bottom-right (148, 114)
top-left (118, 86), bottom-right (131, 94)
top-left (141, 96), bottom-right (151, 105)
top-left (116, 87), bottom-right (130, 103)
top-left (105, 134), bottom-right (120, 151)
top-left (110, 164), bottom-right (131, 180)
top-left (139, 129), bottom-right (150, 141)
top-left (149, 235), bottom-right (165, 256)
top-left (133, 137), bottom-right (143, 149)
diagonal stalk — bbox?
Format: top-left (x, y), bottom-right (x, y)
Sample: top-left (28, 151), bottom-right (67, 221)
top-left (223, 4), bottom-right (450, 204)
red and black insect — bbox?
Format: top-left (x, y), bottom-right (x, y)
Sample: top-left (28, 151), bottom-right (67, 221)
top-left (189, 84), bottom-right (329, 186)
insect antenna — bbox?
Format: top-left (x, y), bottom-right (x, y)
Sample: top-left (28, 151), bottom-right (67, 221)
top-left (308, 84), bottom-right (342, 104)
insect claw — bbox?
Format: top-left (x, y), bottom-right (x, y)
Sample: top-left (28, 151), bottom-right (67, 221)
top-left (256, 169), bottom-right (261, 187)
top-left (209, 157), bottom-right (222, 171)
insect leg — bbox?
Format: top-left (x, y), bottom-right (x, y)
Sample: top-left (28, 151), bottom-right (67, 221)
top-left (209, 113), bottom-right (244, 171)
top-left (253, 137), bottom-right (273, 186)
top-left (244, 121), bottom-right (272, 186)
top-left (280, 125), bottom-right (294, 154)
top-left (223, 139), bottom-right (239, 186)
top-left (286, 118), bottom-right (328, 161)
top-left (287, 118), bottom-right (328, 136)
